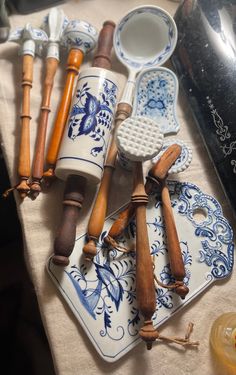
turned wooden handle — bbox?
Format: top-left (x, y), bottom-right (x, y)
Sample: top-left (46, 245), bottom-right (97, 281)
top-left (92, 20), bottom-right (115, 69)
top-left (161, 180), bottom-right (185, 280)
top-left (18, 54), bottom-right (33, 180)
top-left (52, 174), bottom-right (87, 266)
top-left (31, 57), bottom-right (59, 196)
top-left (132, 162), bottom-right (158, 349)
top-left (83, 102), bottom-right (132, 259)
top-left (106, 203), bottom-right (135, 241)
top-left (46, 48), bottom-right (84, 172)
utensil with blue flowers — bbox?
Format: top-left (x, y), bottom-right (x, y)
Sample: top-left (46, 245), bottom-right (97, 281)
top-left (3, 23), bottom-right (48, 199)
top-left (43, 19), bottom-right (98, 183)
top-left (82, 5), bottom-right (178, 260)
top-left (52, 21), bottom-right (118, 266)
top-left (30, 8), bottom-right (68, 199)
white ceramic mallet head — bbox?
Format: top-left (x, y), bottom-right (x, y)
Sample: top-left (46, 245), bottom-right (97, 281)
top-left (42, 7), bottom-right (69, 60)
top-left (152, 139), bottom-right (192, 174)
top-left (116, 116), bottom-right (164, 162)
top-left (61, 19), bottom-right (98, 55)
top-left (9, 23), bottom-right (48, 56)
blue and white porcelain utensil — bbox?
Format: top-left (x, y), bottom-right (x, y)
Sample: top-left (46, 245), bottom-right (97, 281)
top-left (117, 67), bottom-right (180, 171)
top-left (47, 180), bottom-right (234, 362)
top-left (5, 24), bottom-right (48, 198)
top-left (114, 5), bottom-right (177, 105)
top-left (152, 139), bottom-right (192, 174)
top-left (31, 8), bottom-right (69, 198)
top-left (81, 6), bottom-right (177, 260)
top-left (133, 67), bottom-right (180, 135)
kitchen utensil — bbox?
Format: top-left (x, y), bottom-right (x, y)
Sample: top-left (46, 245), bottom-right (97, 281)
top-left (4, 23), bottom-right (47, 198)
top-left (52, 21), bottom-right (118, 266)
top-left (116, 115), bottom-right (163, 349)
top-left (47, 180), bottom-right (234, 362)
top-left (82, 5), bottom-right (177, 260)
top-left (43, 19), bottom-right (98, 182)
top-left (30, 8), bottom-right (68, 198)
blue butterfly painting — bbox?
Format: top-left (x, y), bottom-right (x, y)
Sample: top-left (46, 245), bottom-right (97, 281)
top-left (68, 80), bottom-right (117, 157)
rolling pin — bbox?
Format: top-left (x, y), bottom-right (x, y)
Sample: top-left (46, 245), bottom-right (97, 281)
top-left (52, 21), bottom-right (118, 266)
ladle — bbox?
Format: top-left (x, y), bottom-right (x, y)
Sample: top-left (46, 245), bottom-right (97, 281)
top-left (83, 5), bottom-right (177, 260)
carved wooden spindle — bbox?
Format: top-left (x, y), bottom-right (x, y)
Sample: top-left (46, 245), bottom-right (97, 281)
top-left (148, 145), bottom-right (189, 299)
top-left (44, 20), bottom-right (98, 183)
top-left (132, 161), bottom-right (159, 349)
top-left (82, 102), bottom-right (132, 260)
top-left (3, 24), bottom-right (47, 199)
top-left (30, 8), bottom-right (67, 198)
top-left (52, 21), bottom-right (116, 266)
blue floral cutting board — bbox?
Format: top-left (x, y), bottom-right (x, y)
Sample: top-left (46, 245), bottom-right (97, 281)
top-left (47, 181), bottom-right (234, 362)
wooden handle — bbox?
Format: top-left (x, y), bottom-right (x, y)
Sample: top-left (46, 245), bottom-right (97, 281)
top-left (105, 203), bottom-right (135, 245)
top-left (148, 144), bottom-right (182, 184)
top-left (17, 54), bottom-right (34, 198)
top-left (83, 102), bottom-right (132, 260)
top-left (105, 144), bottom-right (182, 243)
top-left (161, 180), bottom-right (189, 298)
top-left (52, 174), bottom-right (87, 266)
top-left (45, 48), bottom-right (84, 179)
top-left (131, 162), bottom-right (159, 349)
top-left (92, 20), bottom-right (115, 69)
top-left (31, 57), bottom-right (59, 198)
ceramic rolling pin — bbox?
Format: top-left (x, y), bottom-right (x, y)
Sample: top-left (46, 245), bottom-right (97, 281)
top-left (43, 20), bottom-right (98, 182)
top-left (3, 24), bottom-right (47, 199)
top-left (30, 8), bottom-right (68, 199)
top-left (52, 21), bottom-right (118, 266)
top-left (105, 143), bottom-right (182, 245)
top-left (116, 116), bottom-right (164, 349)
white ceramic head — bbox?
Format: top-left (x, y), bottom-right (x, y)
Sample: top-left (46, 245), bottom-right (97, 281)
top-left (133, 67), bottom-right (180, 135)
top-left (152, 139), bottom-right (192, 174)
top-left (116, 116), bottom-right (163, 162)
top-left (61, 20), bottom-right (98, 54)
top-left (9, 23), bottom-right (48, 56)
top-left (42, 7), bottom-right (69, 59)
top-left (114, 5), bottom-right (177, 73)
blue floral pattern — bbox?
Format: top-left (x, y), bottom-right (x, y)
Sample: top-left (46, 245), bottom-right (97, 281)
top-left (114, 7), bottom-right (177, 69)
top-left (48, 181), bottom-right (234, 362)
top-left (133, 67), bottom-right (180, 135)
top-left (68, 80), bottom-right (117, 158)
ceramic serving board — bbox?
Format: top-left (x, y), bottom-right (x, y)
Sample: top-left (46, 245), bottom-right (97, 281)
top-left (47, 181), bottom-right (234, 362)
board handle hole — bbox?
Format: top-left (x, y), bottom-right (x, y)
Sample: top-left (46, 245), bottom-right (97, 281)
top-left (192, 207), bottom-right (207, 223)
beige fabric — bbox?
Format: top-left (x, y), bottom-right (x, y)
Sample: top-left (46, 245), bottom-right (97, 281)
top-left (0, 0), bottom-right (235, 374)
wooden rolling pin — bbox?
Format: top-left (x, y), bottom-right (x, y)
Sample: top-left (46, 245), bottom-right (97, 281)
top-left (52, 20), bottom-right (117, 266)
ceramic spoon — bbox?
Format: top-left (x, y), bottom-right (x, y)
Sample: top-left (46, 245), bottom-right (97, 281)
top-left (83, 5), bottom-right (177, 260)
